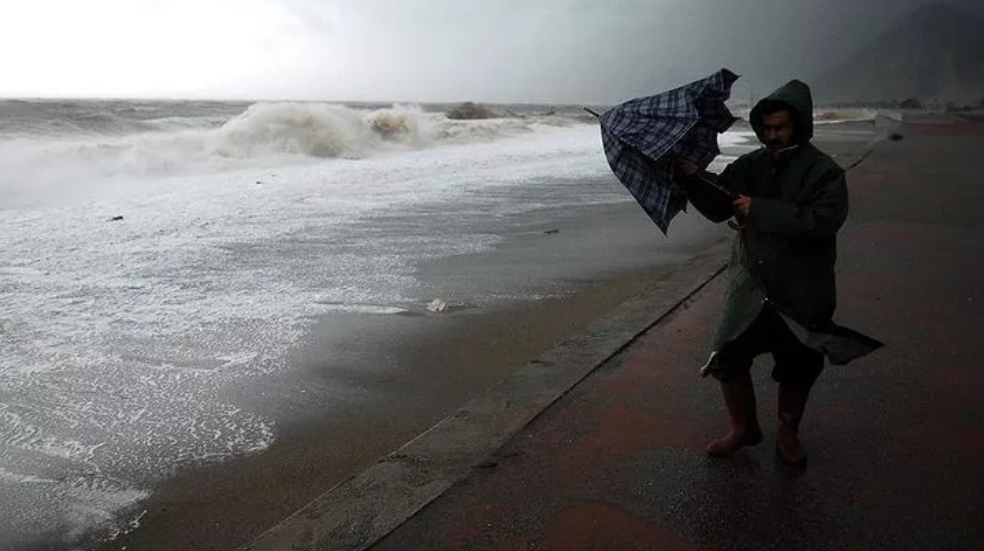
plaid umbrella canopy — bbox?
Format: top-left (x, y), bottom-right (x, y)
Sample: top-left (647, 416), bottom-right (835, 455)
top-left (599, 69), bottom-right (740, 233)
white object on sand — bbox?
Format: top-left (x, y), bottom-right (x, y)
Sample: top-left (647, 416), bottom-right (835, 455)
top-left (426, 298), bottom-right (449, 313)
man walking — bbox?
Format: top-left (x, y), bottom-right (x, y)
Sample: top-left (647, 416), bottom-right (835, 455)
top-left (678, 79), bottom-right (871, 467)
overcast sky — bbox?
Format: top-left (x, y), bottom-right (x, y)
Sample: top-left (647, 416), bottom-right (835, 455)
top-left (0, 0), bottom-right (980, 103)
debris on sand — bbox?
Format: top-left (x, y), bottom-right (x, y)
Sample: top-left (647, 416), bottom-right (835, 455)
top-left (426, 298), bottom-right (449, 313)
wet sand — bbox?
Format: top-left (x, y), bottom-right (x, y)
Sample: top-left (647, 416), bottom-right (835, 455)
top-left (85, 122), bottom-right (884, 551)
top-left (83, 196), bottom-right (726, 550)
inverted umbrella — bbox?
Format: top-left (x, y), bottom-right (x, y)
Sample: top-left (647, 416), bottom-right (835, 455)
top-left (599, 68), bottom-right (740, 233)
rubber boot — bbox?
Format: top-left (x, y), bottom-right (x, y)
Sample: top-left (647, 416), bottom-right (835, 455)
top-left (707, 374), bottom-right (764, 457)
top-left (777, 385), bottom-right (810, 467)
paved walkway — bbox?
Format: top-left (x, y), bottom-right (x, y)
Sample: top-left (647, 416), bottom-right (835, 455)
top-left (365, 122), bottom-right (984, 551)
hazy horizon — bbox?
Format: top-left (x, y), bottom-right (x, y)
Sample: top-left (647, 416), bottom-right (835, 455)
top-left (1, 0), bottom-right (982, 104)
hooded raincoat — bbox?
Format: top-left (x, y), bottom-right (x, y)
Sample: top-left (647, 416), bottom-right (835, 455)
top-left (709, 80), bottom-right (881, 366)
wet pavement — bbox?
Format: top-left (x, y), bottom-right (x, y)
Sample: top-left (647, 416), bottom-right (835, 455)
top-left (364, 121), bottom-right (984, 551)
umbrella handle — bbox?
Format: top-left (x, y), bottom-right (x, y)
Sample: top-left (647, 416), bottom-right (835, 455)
top-left (694, 173), bottom-right (736, 199)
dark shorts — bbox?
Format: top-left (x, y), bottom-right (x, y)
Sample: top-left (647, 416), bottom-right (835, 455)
top-left (714, 307), bottom-right (825, 391)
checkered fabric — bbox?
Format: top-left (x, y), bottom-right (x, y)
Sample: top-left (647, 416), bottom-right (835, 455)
top-left (600, 69), bottom-right (739, 233)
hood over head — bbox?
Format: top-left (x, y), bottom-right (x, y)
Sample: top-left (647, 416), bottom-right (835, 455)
top-left (750, 79), bottom-right (814, 145)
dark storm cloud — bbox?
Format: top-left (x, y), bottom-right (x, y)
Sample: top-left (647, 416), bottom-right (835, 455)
top-left (268, 0), bottom-right (982, 103)
top-left (2, 0), bottom-right (981, 101)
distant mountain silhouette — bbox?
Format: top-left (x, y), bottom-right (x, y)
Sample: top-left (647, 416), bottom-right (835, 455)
top-left (814, 3), bottom-right (984, 105)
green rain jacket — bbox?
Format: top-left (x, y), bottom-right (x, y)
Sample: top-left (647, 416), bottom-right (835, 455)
top-left (708, 80), bottom-right (880, 365)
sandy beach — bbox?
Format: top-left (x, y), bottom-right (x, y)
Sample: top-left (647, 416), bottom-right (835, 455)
top-left (82, 194), bottom-right (729, 550)
top-left (0, 103), bottom-right (667, 549)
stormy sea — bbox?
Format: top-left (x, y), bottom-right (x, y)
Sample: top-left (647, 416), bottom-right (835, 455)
top-left (0, 98), bottom-right (765, 547)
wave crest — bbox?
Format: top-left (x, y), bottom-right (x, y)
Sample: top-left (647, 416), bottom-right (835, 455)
top-left (0, 102), bottom-right (587, 205)
top-left (208, 103), bottom-right (423, 159)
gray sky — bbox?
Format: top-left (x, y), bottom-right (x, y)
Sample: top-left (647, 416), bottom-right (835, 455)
top-left (0, 0), bottom-right (980, 103)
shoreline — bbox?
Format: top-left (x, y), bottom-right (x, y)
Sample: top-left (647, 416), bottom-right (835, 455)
top-left (81, 123), bottom-right (884, 551)
top-left (97, 265), bottom-right (709, 551)
top-left (89, 201), bottom-right (730, 551)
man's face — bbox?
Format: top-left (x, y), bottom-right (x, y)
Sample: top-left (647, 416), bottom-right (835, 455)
top-left (761, 110), bottom-right (794, 151)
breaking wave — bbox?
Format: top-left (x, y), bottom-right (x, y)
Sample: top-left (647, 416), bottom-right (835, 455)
top-left (209, 103), bottom-right (425, 159)
top-left (0, 102), bottom-right (578, 204)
